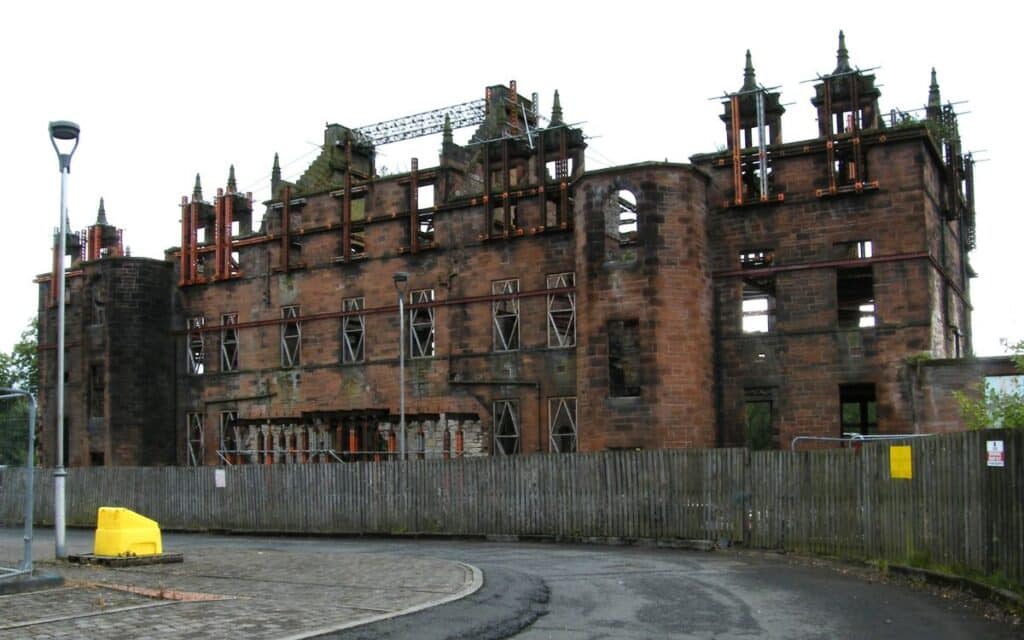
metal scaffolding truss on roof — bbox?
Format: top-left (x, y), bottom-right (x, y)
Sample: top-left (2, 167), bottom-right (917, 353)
top-left (352, 99), bottom-right (488, 147)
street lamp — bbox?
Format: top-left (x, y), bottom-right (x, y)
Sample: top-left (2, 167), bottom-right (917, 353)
top-left (393, 272), bottom-right (409, 461)
top-left (49, 120), bottom-right (80, 559)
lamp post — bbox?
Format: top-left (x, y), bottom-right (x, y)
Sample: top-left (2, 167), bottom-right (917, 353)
top-left (49, 120), bottom-right (79, 560)
top-left (393, 272), bottom-right (409, 461)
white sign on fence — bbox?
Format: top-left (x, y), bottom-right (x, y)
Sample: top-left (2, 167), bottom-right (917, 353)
top-left (214, 468), bottom-right (226, 488)
top-left (987, 440), bottom-right (1005, 468)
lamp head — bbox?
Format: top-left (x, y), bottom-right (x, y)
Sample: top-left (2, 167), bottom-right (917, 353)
top-left (49, 121), bottom-right (80, 141)
top-left (48, 120), bottom-right (81, 171)
top-left (393, 271), bottom-right (409, 294)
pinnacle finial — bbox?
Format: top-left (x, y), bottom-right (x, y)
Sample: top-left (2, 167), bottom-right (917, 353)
top-left (442, 113), bottom-right (453, 145)
top-left (928, 67), bottom-right (941, 106)
top-left (96, 197), bottom-right (108, 225)
top-left (227, 164), bottom-right (237, 193)
top-left (271, 153), bottom-right (281, 196)
top-left (550, 89), bottom-right (563, 126)
top-left (927, 67), bottom-right (943, 119)
top-left (834, 30), bottom-right (851, 74)
top-left (192, 173), bottom-right (203, 201)
top-left (741, 49), bottom-right (757, 91)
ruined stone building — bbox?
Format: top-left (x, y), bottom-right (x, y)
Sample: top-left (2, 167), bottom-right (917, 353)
top-left (37, 34), bottom-right (988, 466)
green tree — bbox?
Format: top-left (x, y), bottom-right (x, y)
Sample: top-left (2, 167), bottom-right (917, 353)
top-left (1, 319), bottom-right (37, 465)
top-left (954, 340), bottom-right (1024, 429)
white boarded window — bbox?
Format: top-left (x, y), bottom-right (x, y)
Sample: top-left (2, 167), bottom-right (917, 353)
top-left (493, 279), bottom-right (520, 352)
top-left (547, 272), bottom-right (576, 348)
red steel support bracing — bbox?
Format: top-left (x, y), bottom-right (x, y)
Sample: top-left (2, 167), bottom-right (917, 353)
top-left (455, 429), bottom-right (464, 457)
top-left (189, 202), bottom-right (199, 283)
top-left (410, 157), bottom-right (419, 253)
top-left (87, 227), bottom-right (98, 261)
top-left (281, 186), bottom-right (291, 273)
top-left (822, 78), bottom-right (837, 194)
top-left (502, 140), bottom-right (511, 235)
top-left (536, 129), bottom-right (546, 224)
top-left (224, 192), bottom-right (234, 276)
top-left (558, 128), bottom-right (569, 225)
top-left (214, 193), bottom-right (225, 280)
top-left (849, 75), bottom-right (863, 184)
top-left (179, 198), bottom-right (190, 286)
top-left (483, 141), bottom-right (492, 235)
top-left (342, 140), bottom-right (352, 262)
top-left (730, 95), bottom-right (743, 206)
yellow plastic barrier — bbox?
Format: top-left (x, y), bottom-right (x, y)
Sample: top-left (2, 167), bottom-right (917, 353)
top-left (93, 507), bottom-right (163, 557)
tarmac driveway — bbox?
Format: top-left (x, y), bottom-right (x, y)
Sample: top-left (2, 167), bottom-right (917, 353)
top-left (1, 528), bottom-right (1019, 639)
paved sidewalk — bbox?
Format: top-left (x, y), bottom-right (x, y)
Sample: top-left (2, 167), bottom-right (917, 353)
top-left (0, 529), bottom-right (482, 639)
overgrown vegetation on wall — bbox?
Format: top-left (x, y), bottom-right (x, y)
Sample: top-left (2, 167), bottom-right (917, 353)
top-left (956, 340), bottom-right (1024, 429)
top-left (0, 319), bottom-right (37, 465)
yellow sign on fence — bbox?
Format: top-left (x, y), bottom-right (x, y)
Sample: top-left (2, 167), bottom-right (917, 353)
top-left (890, 445), bottom-right (913, 479)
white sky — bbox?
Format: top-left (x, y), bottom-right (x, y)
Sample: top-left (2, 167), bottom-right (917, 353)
top-left (2, 1), bottom-right (1019, 356)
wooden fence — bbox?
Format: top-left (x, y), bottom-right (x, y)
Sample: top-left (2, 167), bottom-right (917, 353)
top-left (1, 429), bottom-right (1020, 588)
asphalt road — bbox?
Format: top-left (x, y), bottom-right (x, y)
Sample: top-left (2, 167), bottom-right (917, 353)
top-left (158, 533), bottom-right (1019, 640)
top-left (3, 529), bottom-right (1019, 639)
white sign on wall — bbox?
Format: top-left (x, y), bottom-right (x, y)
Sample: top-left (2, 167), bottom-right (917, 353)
top-left (987, 440), bottom-right (1005, 468)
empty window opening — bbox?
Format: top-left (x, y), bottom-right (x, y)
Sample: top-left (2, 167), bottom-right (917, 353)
top-left (545, 158), bottom-right (573, 181)
top-left (187, 315), bottom-right (205, 375)
top-left (744, 389), bottom-right (776, 450)
top-left (837, 240), bottom-right (872, 259)
top-left (230, 250), bottom-right (241, 274)
top-left (493, 400), bottom-right (520, 455)
top-left (742, 278), bottom-right (775, 334)
top-left (410, 289), bottom-right (435, 358)
top-left (218, 411), bottom-right (237, 464)
top-left (418, 212), bottom-right (435, 245)
top-left (490, 170), bottom-right (505, 191)
top-left (231, 220), bottom-right (240, 237)
top-left (614, 190), bottom-right (638, 244)
top-left (417, 183), bottom-right (435, 210)
top-left (608, 319), bottom-right (641, 397)
top-left (490, 201), bottom-right (518, 236)
top-left (195, 227), bottom-right (207, 244)
top-left (342, 297), bottom-right (365, 363)
top-left (549, 397), bottom-right (577, 453)
top-left (351, 223), bottom-right (366, 257)
top-left (344, 197), bottom-right (367, 258)
top-left (831, 145), bottom-right (863, 185)
top-left (547, 272), bottom-right (576, 348)
top-left (281, 306), bottom-right (301, 368)
top-left (221, 313), bottom-right (238, 372)
top-left (186, 412), bottom-right (205, 466)
top-left (740, 160), bottom-right (773, 201)
top-left (837, 267), bottom-right (875, 328)
top-left (840, 383), bottom-right (877, 435)
top-left (351, 197), bottom-right (366, 222)
top-left (490, 204), bottom-right (503, 236)
top-left (739, 249), bottom-right (774, 269)
top-left (493, 279), bottom-right (520, 352)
